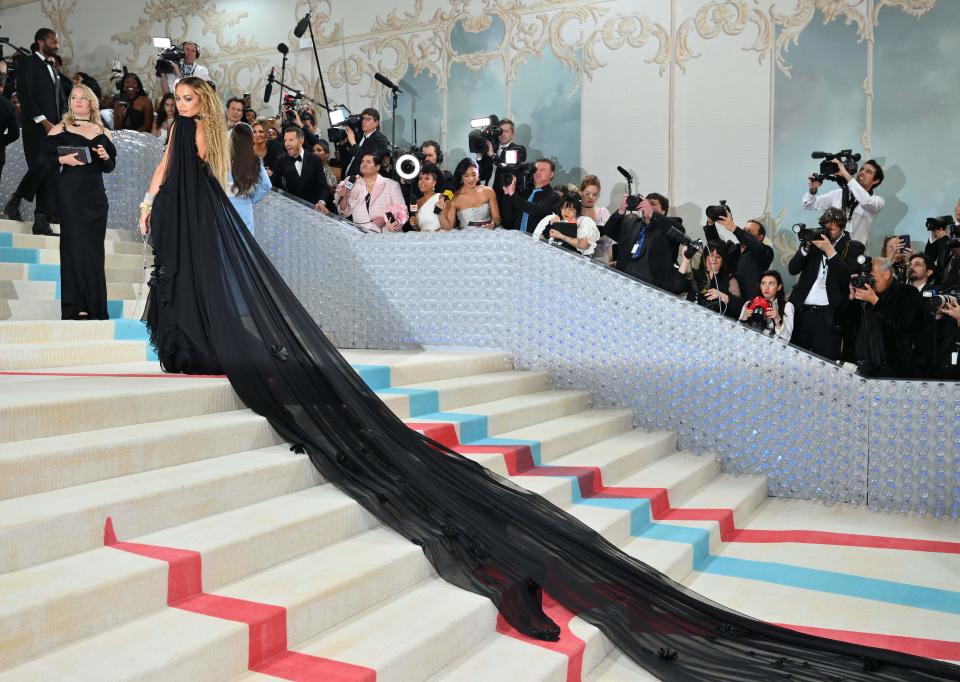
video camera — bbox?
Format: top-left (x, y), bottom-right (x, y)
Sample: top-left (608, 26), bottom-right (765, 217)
top-left (327, 106), bottom-right (362, 145)
top-left (468, 114), bottom-right (503, 154)
top-left (810, 149), bottom-right (861, 184)
top-left (501, 162), bottom-right (536, 195)
top-left (153, 37), bottom-right (183, 78)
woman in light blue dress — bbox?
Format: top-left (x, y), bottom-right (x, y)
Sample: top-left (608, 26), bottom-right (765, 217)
top-left (227, 122), bottom-right (271, 235)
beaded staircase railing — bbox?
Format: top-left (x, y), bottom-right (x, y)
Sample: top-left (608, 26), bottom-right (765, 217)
top-left (2, 135), bottom-right (954, 517)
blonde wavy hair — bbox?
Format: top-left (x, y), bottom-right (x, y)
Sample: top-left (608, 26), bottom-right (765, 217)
top-left (61, 85), bottom-right (103, 129)
top-left (176, 76), bottom-right (229, 189)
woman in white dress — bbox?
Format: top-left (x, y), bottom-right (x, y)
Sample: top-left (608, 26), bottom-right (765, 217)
top-left (441, 158), bottom-right (499, 229)
top-left (410, 165), bottom-right (448, 231)
top-left (580, 175), bottom-right (613, 263)
top-left (533, 192), bottom-right (600, 256)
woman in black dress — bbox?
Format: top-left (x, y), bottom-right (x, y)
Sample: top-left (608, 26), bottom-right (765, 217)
top-left (113, 73), bottom-right (154, 134)
top-left (47, 84), bottom-right (116, 320)
top-left (136, 78), bottom-right (957, 681)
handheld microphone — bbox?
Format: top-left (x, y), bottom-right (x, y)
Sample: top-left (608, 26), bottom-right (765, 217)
top-left (434, 189), bottom-right (454, 214)
top-left (263, 68), bottom-right (275, 103)
top-left (344, 175), bottom-right (357, 191)
top-left (374, 72), bottom-right (401, 93)
top-left (294, 13), bottom-right (311, 39)
top-left (616, 165), bottom-right (632, 181)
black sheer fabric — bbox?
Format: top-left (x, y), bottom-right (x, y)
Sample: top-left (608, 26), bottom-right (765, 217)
top-left (144, 116), bottom-right (959, 681)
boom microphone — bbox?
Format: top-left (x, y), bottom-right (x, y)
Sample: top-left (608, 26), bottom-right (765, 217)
top-left (277, 42), bottom-right (289, 55)
top-left (294, 12), bottom-right (310, 39)
top-left (374, 72), bottom-right (401, 93)
top-left (811, 152), bottom-right (829, 159)
top-left (263, 68), bottom-right (274, 103)
top-left (616, 165), bottom-right (632, 181)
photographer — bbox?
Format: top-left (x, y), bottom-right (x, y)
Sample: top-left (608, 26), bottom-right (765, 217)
top-left (422, 140), bottom-right (452, 188)
top-left (477, 118), bottom-right (525, 193)
top-left (907, 254), bottom-right (936, 294)
top-left (500, 158), bottom-right (559, 232)
top-left (788, 207), bottom-right (865, 361)
top-left (159, 41), bottom-right (209, 95)
top-left (603, 193), bottom-right (688, 294)
top-left (738, 270), bottom-right (794, 341)
top-left (337, 108), bottom-right (389, 178)
top-left (679, 241), bottom-right (742, 318)
top-left (924, 215), bottom-right (954, 283)
top-left (705, 211), bottom-right (774, 301)
top-left (930, 298), bottom-right (960, 380)
top-left (840, 257), bottom-right (927, 378)
top-left (880, 234), bottom-right (910, 282)
top-left (803, 158), bottom-right (884, 246)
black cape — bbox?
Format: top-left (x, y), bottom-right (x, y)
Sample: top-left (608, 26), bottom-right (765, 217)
top-left (144, 115), bottom-right (958, 681)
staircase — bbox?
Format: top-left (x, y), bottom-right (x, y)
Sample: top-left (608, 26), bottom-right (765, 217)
top-left (1, 218), bottom-right (958, 681)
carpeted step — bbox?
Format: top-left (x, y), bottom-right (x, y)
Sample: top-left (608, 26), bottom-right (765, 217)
top-left (0, 262), bottom-right (143, 283)
top-left (0, 244), bottom-right (150, 269)
top-left (4, 231), bottom-right (146, 254)
top-left (0, 340), bottom-right (148, 370)
top-left (0, 409), bottom-right (283, 500)
top-left (0, 298), bottom-right (142, 320)
top-left (0, 218), bottom-right (141, 242)
top-left (0, 484), bottom-right (378, 671)
top-left (0, 445), bottom-right (322, 573)
top-left (339, 347), bottom-right (513, 386)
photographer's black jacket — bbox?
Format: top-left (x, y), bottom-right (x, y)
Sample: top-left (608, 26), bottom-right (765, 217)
top-left (704, 223), bottom-right (773, 301)
top-left (924, 235), bottom-right (952, 285)
top-left (0, 95), bottom-right (20, 166)
top-left (500, 183), bottom-right (559, 233)
top-left (338, 129), bottom-right (390, 178)
top-left (16, 52), bottom-right (66, 125)
top-left (602, 211), bottom-right (688, 294)
top-left (478, 142), bottom-right (526, 193)
top-left (839, 280), bottom-right (927, 378)
top-left (788, 233), bottom-right (864, 313)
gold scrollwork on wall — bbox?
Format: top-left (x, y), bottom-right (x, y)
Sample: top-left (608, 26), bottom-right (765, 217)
top-left (675, 0), bottom-right (771, 73)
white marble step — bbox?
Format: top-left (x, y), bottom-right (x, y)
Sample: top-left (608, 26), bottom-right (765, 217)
top-left (0, 278), bottom-right (144, 301)
top-left (0, 445), bottom-right (321, 573)
top-left (0, 339), bottom-right (148, 371)
top-left (0, 245), bottom-right (150, 269)
top-left (5, 231), bottom-right (146, 254)
top-left (0, 218), bottom-right (141, 242)
top-left (0, 262), bottom-right (142, 283)
top-left (0, 298), bottom-right (142, 321)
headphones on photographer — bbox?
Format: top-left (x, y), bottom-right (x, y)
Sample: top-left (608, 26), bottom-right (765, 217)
top-left (180, 41), bottom-right (201, 58)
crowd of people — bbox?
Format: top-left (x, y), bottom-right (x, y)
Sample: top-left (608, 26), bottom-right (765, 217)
top-left (2, 27), bottom-right (960, 381)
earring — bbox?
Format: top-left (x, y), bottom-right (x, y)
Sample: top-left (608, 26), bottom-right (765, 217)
top-left (196, 113), bottom-right (206, 120)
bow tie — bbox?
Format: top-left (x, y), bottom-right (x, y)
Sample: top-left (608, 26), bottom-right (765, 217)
top-left (292, 155), bottom-right (302, 163)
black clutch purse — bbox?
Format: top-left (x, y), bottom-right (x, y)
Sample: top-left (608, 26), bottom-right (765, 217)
top-left (56, 145), bottom-right (92, 164)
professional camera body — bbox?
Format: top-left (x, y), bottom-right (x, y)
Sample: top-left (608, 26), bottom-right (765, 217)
top-left (155, 44), bottom-right (184, 78)
top-left (327, 109), bottom-right (362, 145)
top-left (467, 114), bottom-right (503, 154)
top-left (743, 296), bottom-right (774, 331)
top-left (501, 162), bottom-right (536, 194)
top-left (705, 200), bottom-right (730, 223)
top-left (394, 144), bottom-right (427, 182)
top-left (851, 254), bottom-right (875, 289)
top-left (923, 288), bottom-right (960, 309)
top-left (792, 223), bottom-right (826, 244)
top-left (810, 149), bottom-right (861, 184)
top-left (926, 215), bottom-right (960, 248)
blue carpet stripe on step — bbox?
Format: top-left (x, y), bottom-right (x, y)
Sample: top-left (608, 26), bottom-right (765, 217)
top-left (0, 233), bottom-right (11, 248)
top-left (0, 247), bottom-right (39, 264)
top-left (28, 264), bottom-right (61, 281)
top-left (347, 362), bottom-right (960, 617)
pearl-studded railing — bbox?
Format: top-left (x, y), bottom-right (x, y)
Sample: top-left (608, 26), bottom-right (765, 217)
top-left (4, 136), bottom-right (953, 517)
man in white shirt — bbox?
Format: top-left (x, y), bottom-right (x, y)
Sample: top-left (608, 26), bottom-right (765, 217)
top-left (160, 42), bottom-right (210, 95)
top-left (802, 158), bottom-right (884, 248)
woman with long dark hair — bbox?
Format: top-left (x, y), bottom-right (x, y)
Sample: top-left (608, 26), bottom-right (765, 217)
top-left (153, 93), bottom-right (176, 142)
top-left (679, 240), bottom-right (742, 317)
top-left (441, 158), bottom-right (499, 229)
top-left (135, 77), bottom-right (957, 682)
top-left (227, 122), bottom-right (271, 234)
top-left (739, 269), bottom-right (795, 340)
top-left (46, 84), bottom-right (116, 319)
top-left (113, 73), bottom-right (153, 133)
top-left (532, 191), bottom-right (600, 256)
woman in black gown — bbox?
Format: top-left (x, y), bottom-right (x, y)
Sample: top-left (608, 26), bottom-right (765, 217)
top-left (138, 77), bottom-right (957, 681)
top-left (47, 84), bottom-right (116, 320)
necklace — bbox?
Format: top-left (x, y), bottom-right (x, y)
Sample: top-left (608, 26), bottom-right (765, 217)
top-left (71, 119), bottom-right (91, 127)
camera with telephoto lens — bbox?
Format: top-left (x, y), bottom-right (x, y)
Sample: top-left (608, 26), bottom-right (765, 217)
top-left (625, 194), bottom-right (643, 211)
top-left (155, 45), bottom-right (184, 78)
top-left (792, 222), bottom-right (826, 243)
top-left (851, 254), bottom-right (875, 289)
top-left (467, 115), bottom-right (503, 154)
top-left (705, 200), bottom-right (731, 223)
top-left (923, 289), bottom-right (960, 310)
top-left (810, 149), bottom-right (861, 184)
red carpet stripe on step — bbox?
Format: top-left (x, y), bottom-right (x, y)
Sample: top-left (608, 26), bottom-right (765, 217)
top-left (103, 517), bottom-right (376, 680)
top-left (775, 623), bottom-right (960, 661)
top-left (448, 440), bottom-right (960, 555)
top-left (406, 421), bottom-right (460, 447)
top-left (495, 593), bottom-right (585, 682)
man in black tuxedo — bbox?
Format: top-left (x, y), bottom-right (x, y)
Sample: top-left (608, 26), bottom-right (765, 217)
top-left (705, 214), bottom-right (774, 301)
top-left (602, 192), bottom-right (688, 294)
top-left (336, 108), bottom-right (389, 178)
top-left (500, 158), bottom-right (560, 233)
top-left (788, 207), bottom-right (865, 361)
top-left (478, 118), bottom-right (526, 195)
top-left (4, 29), bottom-right (66, 236)
top-left (0, 63), bottom-right (21, 190)
top-left (271, 127), bottom-right (332, 209)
